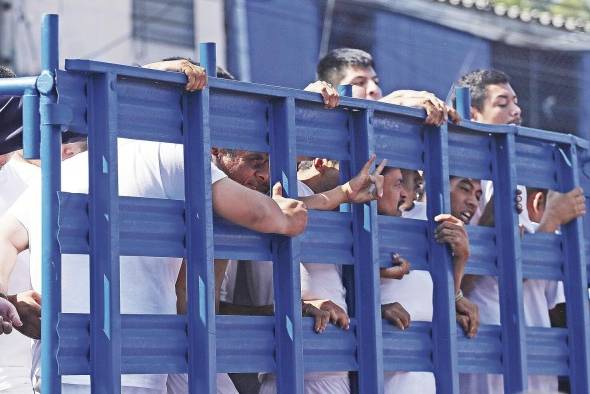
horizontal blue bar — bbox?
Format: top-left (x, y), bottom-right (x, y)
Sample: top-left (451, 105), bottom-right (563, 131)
top-left (0, 76), bottom-right (38, 95)
top-left (58, 315), bottom-right (569, 377)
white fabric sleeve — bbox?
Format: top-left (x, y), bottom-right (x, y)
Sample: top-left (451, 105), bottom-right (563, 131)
top-left (220, 260), bottom-right (238, 303)
top-left (158, 143), bottom-right (226, 200)
top-left (7, 182), bottom-right (40, 235)
top-left (211, 162), bottom-right (227, 184)
top-left (545, 281), bottom-right (566, 309)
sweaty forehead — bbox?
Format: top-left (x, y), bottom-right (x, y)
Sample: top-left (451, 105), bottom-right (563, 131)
top-left (485, 83), bottom-right (517, 101)
top-left (340, 65), bottom-right (378, 84)
top-left (452, 177), bottom-right (481, 189)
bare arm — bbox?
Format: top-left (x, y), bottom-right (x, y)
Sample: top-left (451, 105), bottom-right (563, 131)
top-left (538, 187), bottom-right (586, 233)
top-left (0, 214), bottom-right (29, 294)
top-left (301, 156), bottom-right (386, 210)
top-left (212, 179), bottom-right (307, 236)
top-left (380, 90), bottom-right (460, 125)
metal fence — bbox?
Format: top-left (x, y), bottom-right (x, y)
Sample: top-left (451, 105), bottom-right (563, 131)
top-left (1, 14), bottom-right (590, 394)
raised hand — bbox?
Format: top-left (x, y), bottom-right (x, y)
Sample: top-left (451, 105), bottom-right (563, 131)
top-left (342, 154), bottom-right (387, 203)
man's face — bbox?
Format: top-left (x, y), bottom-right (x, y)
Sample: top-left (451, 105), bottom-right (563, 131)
top-left (472, 83), bottom-right (522, 125)
top-left (399, 169), bottom-right (422, 211)
top-left (378, 168), bottom-right (407, 217)
top-left (216, 150), bottom-right (270, 193)
top-left (339, 66), bottom-right (382, 101)
top-left (450, 177), bottom-right (482, 224)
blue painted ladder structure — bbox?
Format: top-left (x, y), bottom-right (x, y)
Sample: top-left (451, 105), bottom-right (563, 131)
top-left (0, 14), bottom-right (589, 394)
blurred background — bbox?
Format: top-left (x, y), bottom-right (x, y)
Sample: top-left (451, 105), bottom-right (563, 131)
top-left (1, 0), bottom-right (590, 139)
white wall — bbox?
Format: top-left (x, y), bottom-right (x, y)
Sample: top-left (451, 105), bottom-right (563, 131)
top-left (4, 0), bottom-right (225, 75)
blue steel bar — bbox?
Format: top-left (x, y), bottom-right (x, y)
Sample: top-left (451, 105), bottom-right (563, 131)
top-left (39, 13), bottom-right (62, 394)
top-left (424, 122), bottom-right (459, 393)
top-left (184, 55), bottom-right (216, 392)
top-left (492, 132), bottom-right (527, 392)
top-left (269, 96), bottom-right (304, 394)
top-left (199, 42), bottom-right (217, 77)
top-left (22, 88), bottom-right (41, 159)
top-left (557, 144), bottom-right (590, 394)
top-left (337, 84), bottom-right (352, 97)
top-left (0, 76), bottom-right (37, 95)
top-left (350, 108), bottom-right (384, 392)
top-left (454, 86), bottom-right (470, 120)
top-left (87, 72), bottom-right (122, 393)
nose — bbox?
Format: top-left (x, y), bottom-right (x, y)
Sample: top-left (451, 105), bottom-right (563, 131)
top-left (465, 193), bottom-right (478, 212)
top-left (511, 102), bottom-right (522, 118)
top-left (257, 165), bottom-right (270, 185)
top-left (366, 80), bottom-right (382, 100)
top-left (400, 186), bottom-right (409, 203)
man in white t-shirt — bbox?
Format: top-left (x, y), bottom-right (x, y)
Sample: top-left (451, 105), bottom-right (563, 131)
top-left (0, 67), bottom-right (309, 393)
top-left (456, 69), bottom-right (587, 393)
top-left (212, 145), bottom-right (386, 394)
top-left (0, 143), bottom-right (87, 393)
top-left (377, 167), bottom-right (481, 393)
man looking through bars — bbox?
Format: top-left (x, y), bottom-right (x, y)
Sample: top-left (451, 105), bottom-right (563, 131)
top-left (377, 166), bottom-right (481, 393)
top-left (0, 60), bottom-right (309, 394)
top-left (457, 68), bottom-right (586, 394)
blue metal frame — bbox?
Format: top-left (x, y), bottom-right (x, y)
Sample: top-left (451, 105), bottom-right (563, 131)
top-left (1, 13), bottom-right (589, 394)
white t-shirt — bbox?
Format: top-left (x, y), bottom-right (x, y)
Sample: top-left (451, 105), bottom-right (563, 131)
top-left (221, 181), bottom-right (348, 312)
top-left (0, 156), bottom-right (39, 393)
top-left (381, 201), bottom-right (435, 394)
top-left (9, 139), bottom-right (227, 390)
top-left (471, 181), bottom-right (530, 227)
top-left (460, 222), bottom-right (564, 393)
top-left (221, 180), bottom-right (349, 385)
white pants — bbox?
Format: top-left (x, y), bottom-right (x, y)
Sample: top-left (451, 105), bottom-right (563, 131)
top-left (259, 374), bottom-right (350, 394)
top-left (62, 384), bottom-right (165, 394)
top-left (166, 373), bottom-right (238, 394)
top-left (384, 371), bottom-right (435, 394)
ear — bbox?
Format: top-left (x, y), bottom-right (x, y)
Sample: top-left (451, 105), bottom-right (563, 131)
top-left (470, 107), bottom-right (481, 122)
top-left (533, 192), bottom-right (545, 212)
top-left (313, 158), bottom-right (325, 172)
top-left (211, 147), bottom-right (219, 156)
top-left (61, 145), bottom-right (74, 160)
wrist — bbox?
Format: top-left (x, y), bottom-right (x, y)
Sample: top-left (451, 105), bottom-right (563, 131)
top-left (340, 182), bottom-right (353, 203)
top-left (455, 290), bottom-right (464, 302)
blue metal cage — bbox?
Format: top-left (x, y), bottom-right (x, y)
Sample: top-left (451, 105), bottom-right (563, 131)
top-left (1, 14), bottom-right (589, 394)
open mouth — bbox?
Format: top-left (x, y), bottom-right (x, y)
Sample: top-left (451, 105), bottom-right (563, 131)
top-left (459, 211), bottom-right (472, 224)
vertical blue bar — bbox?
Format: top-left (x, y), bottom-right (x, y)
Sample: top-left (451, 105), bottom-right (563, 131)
top-left (424, 122), bottom-right (459, 394)
top-left (558, 144), bottom-right (590, 394)
top-left (183, 84), bottom-right (216, 393)
top-left (39, 14), bottom-right (62, 394)
top-left (337, 84), bottom-right (352, 97)
top-left (199, 43), bottom-right (217, 77)
top-left (454, 86), bottom-right (470, 121)
top-left (269, 96), bottom-right (304, 394)
top-left (22, 88), bottom-right (41, 160)
top-left (492, 132), bottom-right (527, 392)
top-left (87, 72), bottom-right (122, 393)
top-left (350, 108), bottom-right (383, 393)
